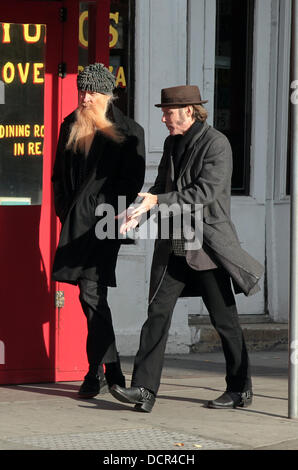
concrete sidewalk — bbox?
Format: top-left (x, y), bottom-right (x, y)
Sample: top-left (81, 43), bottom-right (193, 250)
top-left (0, 351), bottom-right (297, 452)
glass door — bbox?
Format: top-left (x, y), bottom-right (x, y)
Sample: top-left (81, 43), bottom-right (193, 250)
top-left (0, 1), bottom-right (63, 384)
top-left (0, 22), bottom-right (46, 205)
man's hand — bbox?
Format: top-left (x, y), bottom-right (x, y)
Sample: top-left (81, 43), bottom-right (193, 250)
top-left (120, 217), bottom-right (140, 234)
top-left (116, 207), bottom-right (141, 234)
top-left (129, 192), bottom-right (158, 218)
top-left (115, 193), bottom-right (158, 234)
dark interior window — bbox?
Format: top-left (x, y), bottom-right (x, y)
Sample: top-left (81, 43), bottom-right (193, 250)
top-left (214, 0), bottom-right (254, 194)
top-left (110, 0), bottom-right (135, 118)
top-left (0, 22), bottom-right (45, 205)
top-left (78, 0), bottom-right (135, 118)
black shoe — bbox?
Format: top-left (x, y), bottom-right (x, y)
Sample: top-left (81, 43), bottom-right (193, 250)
top-left (78, 373), bottom-right (108, 398)
top-left (207, 390), bottom-right (253, 409)
top-left (110, 385), bottom-right (156, 413)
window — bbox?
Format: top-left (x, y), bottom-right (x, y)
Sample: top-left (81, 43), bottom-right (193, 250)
top-left (78, 0), bottom-right (135, 117)
top-left (0, 22), bottom-right (45, 205)
top-left (110, 0), bottom-right (135, 117)
top-left (214, 0), bottom-right (254, 194)
top-left (78, 2), bottom-right (91, 70)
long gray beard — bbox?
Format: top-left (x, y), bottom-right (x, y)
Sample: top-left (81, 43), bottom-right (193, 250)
top-left (66, 105), bottom-right (124, 156)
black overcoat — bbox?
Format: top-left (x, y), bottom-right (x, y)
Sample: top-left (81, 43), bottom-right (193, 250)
top-left (147, 121), bottom-right (264, 303)
top-left (51, 104), bottom-right (145, 286)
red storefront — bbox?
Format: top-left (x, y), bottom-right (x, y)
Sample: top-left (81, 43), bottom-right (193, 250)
top-left (0, 0), bottom-right (132, 384)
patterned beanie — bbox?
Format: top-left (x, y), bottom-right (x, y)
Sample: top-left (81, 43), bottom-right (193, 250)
top-left (77, 63), bottom-right (116, 94)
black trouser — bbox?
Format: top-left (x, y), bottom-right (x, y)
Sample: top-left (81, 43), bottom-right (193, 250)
top-left (78, 279), bottom-right (118, 368)
top-left (131, 255), bottom-right (252, 395)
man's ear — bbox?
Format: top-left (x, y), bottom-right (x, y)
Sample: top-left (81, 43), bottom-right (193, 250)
top-left (186, 105), bottom-right (193, 117)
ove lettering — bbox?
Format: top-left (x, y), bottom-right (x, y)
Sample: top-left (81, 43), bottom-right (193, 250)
top-left (1, 23), bottom-right (45, 85)
top-left (1, 62), bottom-right (44, 84)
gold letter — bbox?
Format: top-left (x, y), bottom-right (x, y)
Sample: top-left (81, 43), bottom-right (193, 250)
top-left (28, 142), bottom-right (34, 155)
top-left (35, 142), bottom-right (42, 155)
top-left (23, 24), bottom-right (41, 43)
top-left (34, 125), bottom-right (40, 137)
top-left (3, 62), bottom-right (15, 84)
top-left (2, 23), bottom-right (11, 43)
top-left (79, 11), bottom-right (88, 48)
top-left (115, 67), bottom-right (126, 88)
top-left (25, 125), bottom-right (31, 137)
top-left (109, 12), bottom-right (119, 48)
top-left (17, 63), bottom-right (30, 84)
top-left (33, 63), bottom-right (44, 84)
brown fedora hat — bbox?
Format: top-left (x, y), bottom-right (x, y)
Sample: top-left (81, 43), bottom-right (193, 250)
top-left (155, 85), bottom-right (208, 107)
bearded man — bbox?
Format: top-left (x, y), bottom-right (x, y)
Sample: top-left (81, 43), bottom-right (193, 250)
top-left (51, 63), bottom-right (145, 398)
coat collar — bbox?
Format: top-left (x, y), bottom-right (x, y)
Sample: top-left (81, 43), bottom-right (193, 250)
top-left (107, 103), bottom-right (129, 132)
top-left (168, 121), bottom-right (209, 182)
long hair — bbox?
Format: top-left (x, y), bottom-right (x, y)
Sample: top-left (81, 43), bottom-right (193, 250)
top-left (191, 104), bottom-right (208, 122)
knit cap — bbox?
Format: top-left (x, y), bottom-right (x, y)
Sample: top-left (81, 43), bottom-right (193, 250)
top-left (77, 63), bottom-right (116, 94)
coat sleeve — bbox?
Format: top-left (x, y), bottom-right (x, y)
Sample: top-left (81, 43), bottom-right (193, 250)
top-left (157, 135), bottom-right (232, 208)
top-left (120, 125), bottom-right (146, 206)
top-left (51, 122), bottom-right (71, 223)
top-left (96, 124), bottom-right (146, 212)
top-left (132, 137), bottom-right (170, 228)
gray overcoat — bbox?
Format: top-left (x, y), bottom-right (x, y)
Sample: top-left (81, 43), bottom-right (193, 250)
top-left (147, 121), bottom-right (264, 304)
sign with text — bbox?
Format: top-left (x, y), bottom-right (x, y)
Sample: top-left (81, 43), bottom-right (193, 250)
top-left (0, 22), bottom-right (45, 205)
top-left (79, 0), bottom-right (134, 116)
top-left (78, 4), bottom-right (126, 87)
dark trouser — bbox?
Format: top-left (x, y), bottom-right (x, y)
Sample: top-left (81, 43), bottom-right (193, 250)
top-left (78, 279), bottom-right (118, 368)
top-left (131, 255), bottom-right (252, 395)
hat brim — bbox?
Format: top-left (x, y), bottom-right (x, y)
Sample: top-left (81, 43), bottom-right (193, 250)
top-left (155, 100), bottom-right (208, 108)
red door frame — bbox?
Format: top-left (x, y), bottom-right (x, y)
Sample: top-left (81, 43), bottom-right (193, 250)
top-left (0, 0), bottom-right (111, 384)
top-left (0, 1), bottom-right (63, 384)
top-left (54, 0), bottom-right (111, 382)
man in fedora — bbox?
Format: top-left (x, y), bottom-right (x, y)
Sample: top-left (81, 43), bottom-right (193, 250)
top-left (110, 84), bottom-right (264, 413)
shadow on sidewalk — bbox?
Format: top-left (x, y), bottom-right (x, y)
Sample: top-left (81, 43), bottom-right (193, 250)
top-left (0, 383), bottom-right (83, 399)
top-left (0, 383), bottom-right (131, 411)
top-left (157, 395), bottom-right (287, 419)
top-left (0, 381), bottom-right (288, 419)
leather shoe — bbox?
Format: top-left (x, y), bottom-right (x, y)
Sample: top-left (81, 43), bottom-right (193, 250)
top-left (110, 384), bottom-right (156, 413)
top-left (207, 390), bottom-right (253, 409)
top-left (78, 373), bottom-right (108, 398)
